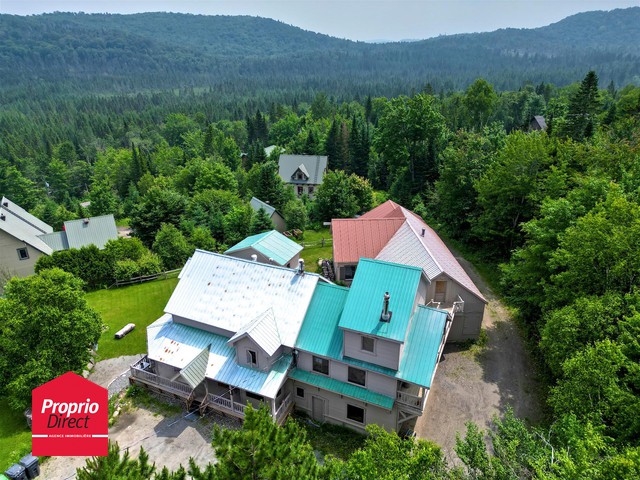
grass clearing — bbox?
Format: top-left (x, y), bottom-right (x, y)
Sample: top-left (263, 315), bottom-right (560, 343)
top-left (87, 276), bottom-right (179, 360)
top-left (299, 228), bottom-right (332, 273)
top-left (0, 399), bottom-right (32, 472)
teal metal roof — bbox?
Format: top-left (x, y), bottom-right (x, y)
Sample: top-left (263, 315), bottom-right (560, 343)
top-left (295, 282), bottom-right (349, 357)
top-left (297, 281), bottom-right (447, 388)
top-left (338, 258), bottom-right (423, 342)
top-left (289, 368), bottom-right (394, 410)
top-left (225, 230), bottom-right (302, 266)
top-left (397, 306), bottom-right (448, 388)
top-left (148, 314), bottom-right (291, 398)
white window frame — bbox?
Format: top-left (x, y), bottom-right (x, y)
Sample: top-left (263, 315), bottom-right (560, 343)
top-left (361, 336), bottom-right (375, 354)
top-left (17, 247), bottom-right (29, 260)
top-left (347, 366), bottom-right (366, 387)
top-left (346, 404), bottom-right (365, 424)
top-left (247, 349), bottom-right (257, 366)
top-left (312, 355), bottom-right (329, 375)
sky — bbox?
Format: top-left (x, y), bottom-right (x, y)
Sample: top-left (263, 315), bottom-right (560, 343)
top-left (1, 0), bottom-right (638, 42)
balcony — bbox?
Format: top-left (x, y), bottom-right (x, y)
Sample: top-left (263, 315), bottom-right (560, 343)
top-left (396, 387), bottom-right (426, 414)
top-left (130, 357), bottom-right (193, 399)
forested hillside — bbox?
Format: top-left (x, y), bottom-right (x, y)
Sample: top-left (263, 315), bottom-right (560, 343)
top-left (0, 8), bottom-right (639, 98)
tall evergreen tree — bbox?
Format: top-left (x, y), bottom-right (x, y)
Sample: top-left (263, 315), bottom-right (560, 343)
top-left (563, 70), bottom-right (601, 141)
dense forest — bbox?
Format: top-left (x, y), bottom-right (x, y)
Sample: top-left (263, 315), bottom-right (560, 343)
top-left (1, 8), bottom-right (639, 99)
top-left (1, 8), bottom-right (640, 478)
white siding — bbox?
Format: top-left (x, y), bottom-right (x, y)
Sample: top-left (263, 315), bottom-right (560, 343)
top-left (296, 351), bottom-right (397, 398)
top-left (292, 380), bottom-right (397, 432)
top-left (234, 336), bottom-right (281, 371)
top-left (0, 230), bottom-right (46, 278)
top-left (342, 330), bottom-right (401, 370)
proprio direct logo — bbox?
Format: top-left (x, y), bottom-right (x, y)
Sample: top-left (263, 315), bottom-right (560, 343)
top-left (32, 372), bottom-right (108, 456)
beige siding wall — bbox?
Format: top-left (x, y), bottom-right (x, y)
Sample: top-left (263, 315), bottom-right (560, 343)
top-left (234, 336), bottom-right (278, 371)
top-left (426, 274), bottom-right (486, 342)
top-left (292, 380), bottom-right (397, 432)
top-left (342, 330), bottom-right (401, 370)
top-left (271, 213), bottom-right (287, 233)
top-left (0, 231), bottom-right (46, 278)
top-left (296, 351), bottom-right (397, 398)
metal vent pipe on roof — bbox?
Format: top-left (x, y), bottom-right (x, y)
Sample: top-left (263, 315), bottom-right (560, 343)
top-left (298, 258), bottom-right (305, 275)
top-left (421, 228), bottom-right (426, 237)
top-left (381, 291), bottom-right (392, 322)
top-left (251, 254), bottom-right (258, 262)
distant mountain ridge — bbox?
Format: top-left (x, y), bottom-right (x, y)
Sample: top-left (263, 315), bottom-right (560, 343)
top-left (0, 8), bottom-right (638, 97)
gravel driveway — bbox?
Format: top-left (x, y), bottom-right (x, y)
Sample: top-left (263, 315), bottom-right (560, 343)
top-left (40, 355), bottom-right (229, 479)
top-left (413, 256), bottom-right (543, 463)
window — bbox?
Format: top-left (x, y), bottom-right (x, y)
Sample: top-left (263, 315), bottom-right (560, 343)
top-left (307, 186), bottom-right (314, 195)
top-left (296, 387), bottom-right (305, 398)
top-left (312, 356), bottom-right (329, 375)
top-left (343, 265), bottom-right (357, 281)
top-left (297, 186), bottom-right (304, 196)
top-left (246, 350), bottom-right (257, 366)
top-left (347, 404), bottom-right (365, 424)
top-left (435, 281), bottom-right (447, 295)
top-left (348, 367), bottom-right (366, 386)
top-left (246, 391), bottom-right (263, 401)
top-left (361, 336), bottom-right (375, 353)
top-left (17, 247), bottom-right (29, 260)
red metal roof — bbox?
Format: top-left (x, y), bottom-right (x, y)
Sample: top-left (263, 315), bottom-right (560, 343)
top-left (358, 200), bottom-right (405, 219)
top-left (332, 218), bottom-right (405, 263)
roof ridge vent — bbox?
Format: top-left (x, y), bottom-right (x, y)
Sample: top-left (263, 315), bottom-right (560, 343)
top-left (380, 291), bottom-right (392, 323)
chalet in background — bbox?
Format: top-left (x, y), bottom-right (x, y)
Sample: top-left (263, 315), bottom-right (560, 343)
top-left (278, 154), bottom-right (328, 199)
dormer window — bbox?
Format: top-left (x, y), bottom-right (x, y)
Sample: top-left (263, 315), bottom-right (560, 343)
top-left (361, 336), bottom-right (375, 353)
top-left (246, 350), bottom-right (257, 367)
top-left (292, 164), bottom-right (309, 181)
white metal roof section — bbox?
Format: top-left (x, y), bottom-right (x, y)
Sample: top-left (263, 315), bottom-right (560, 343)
top-left (376, 222), bottom-right (443, 280)
top-left (228, 308), bottom-right (281, 356)
top-left (402, 209), bottom-right (486, 302)
top-left (1, 197), bottom-right (53, 235)
top-left (164, 250), bottom-right (320, 348)
top-left (0, 206), bottom-right (53, 255)
top-left (147, 314), bottom-right (290, 398)
top-left (38, 231), bottom-right (69, 252)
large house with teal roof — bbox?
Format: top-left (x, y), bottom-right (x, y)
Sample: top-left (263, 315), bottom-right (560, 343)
top-left (130, 248), bottom-right (457, 433)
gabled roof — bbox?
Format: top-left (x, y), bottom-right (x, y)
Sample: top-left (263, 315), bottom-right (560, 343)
top-left (178, 344), bottom-right (211, 389)
top-left (63, 214), bottom-right (118, 250)
top-left (164, 250), bottom-right (320, 348)
top-left (1, 197), bottom-right (53, 234)
top-left (531, 115), bottom-right (547, 130)
top-left (147, 315), bottom-right (290, 398)
top-left (338, 258), bottom-right (423, 343)
top-left (225, 230), bottom-right (302, 266)
top-left (296, 281), bottom-right (448, 388)
top-left (278, 154), bottom-right (328, 185)
top-left (0, 206), bottom-right (53, 255)
top-left (228, 309), bottom-right (281, 357)
top-left (250, 197), bottom-right (277, 218)
top-left (294, 164), bottom-right (310, 179)
top-left (334, 200), bottom-right (486, 303)
top-left (358, 199), bottom-right (406, 220)
top-left (38, 231), bottom-right (69, 252)
top-left (331, 218), bottom-right (405, 264)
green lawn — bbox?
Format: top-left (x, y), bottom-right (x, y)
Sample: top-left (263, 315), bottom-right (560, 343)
top-left (299, 228), bottom-right (333, 273)
top-left (87, 276), bottom-right (179, 360)
top-left (0, 399), bottom-right (32, 472)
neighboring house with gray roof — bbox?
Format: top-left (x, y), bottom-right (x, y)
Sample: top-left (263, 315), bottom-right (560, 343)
top-left (278, 154), bottom-right (328, 199)
top-left (130, 250), bottom-right (458, 433)
top-left (0, 197), bottom-right (118, 279)
top-left (530, 115), bottom-right (547, 131)
top-left (249, 197), bottom-right (286, 232)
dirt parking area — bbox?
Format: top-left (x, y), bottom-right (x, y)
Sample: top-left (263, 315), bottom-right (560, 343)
top-left (40, 356), bottom-right (229, 479)
top-left (414, 257), bottom-right (543, 462)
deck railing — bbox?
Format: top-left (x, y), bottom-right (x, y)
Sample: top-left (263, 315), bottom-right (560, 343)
top-left (396, 390), bottom-right (424, 411)
top-left (275, 393), bottom-right (293, 423)
top-left (130, 361), bottom-right (192, 397)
